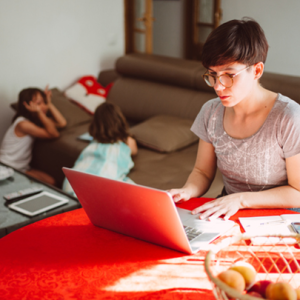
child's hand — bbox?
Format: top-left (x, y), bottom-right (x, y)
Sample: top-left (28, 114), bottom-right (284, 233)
top-left (44, 85), bottom-right (52, 105)
top-left (23, 101), bottom-right (41, 113)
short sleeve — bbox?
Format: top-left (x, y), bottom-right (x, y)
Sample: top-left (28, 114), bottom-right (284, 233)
top-left (190, 98), bottom-right (218, 144)
top-left (279, 98), bottom-right (300, 158)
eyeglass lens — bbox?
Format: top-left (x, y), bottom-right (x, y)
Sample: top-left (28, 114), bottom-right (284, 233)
top-left (204, 74), bottom-right (232, 88)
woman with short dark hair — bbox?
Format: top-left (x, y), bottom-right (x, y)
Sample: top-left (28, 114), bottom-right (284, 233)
top-left (169, 18), bottom-right (300, 219)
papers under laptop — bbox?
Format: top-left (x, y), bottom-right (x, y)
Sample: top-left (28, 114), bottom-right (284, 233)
top-left (63, 168), bottom-right (235, 254)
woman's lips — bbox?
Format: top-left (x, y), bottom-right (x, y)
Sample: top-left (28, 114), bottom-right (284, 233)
top-left (218, 95), bottom-right (229, 100)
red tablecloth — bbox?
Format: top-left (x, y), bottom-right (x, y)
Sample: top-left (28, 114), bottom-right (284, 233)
top-left (0, 197), bottom-right (298, 300)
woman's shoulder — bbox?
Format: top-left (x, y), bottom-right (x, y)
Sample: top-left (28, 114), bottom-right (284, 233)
top-left (271, 94), bottom-right (300, 133)
top-left (276, 94), bottom-right (300, 116)
top-left (14, 116), bottom-right (28, 125)
top-left (197, 97), bottom-right (223, 120)
top-left (201, 97), bottom-right (222, 111)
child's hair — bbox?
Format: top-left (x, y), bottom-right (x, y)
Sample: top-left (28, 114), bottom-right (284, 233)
top-left (13, 88), bottom-right (47, 126)
top-left (89, 102), bottom-right (131, 144)
top-left (201, 17), bottom-right (269, 69)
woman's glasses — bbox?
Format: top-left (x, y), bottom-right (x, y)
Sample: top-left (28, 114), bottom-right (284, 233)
top-left (203, 66), bottom-right (250, 88)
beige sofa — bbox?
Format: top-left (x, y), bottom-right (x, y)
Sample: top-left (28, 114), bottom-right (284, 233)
top-left (30, 53), bottom-right (300, 198)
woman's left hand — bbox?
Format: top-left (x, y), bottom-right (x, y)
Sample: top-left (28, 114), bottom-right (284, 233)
top-left (191, 193), bottom-right (247, 221)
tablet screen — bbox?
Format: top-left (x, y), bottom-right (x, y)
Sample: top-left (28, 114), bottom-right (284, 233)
top-left (9, 191), bottom-right (69, 216)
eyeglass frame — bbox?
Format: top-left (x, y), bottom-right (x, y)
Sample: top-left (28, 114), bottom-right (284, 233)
top-left (202, 65), bottom-right (251, 88)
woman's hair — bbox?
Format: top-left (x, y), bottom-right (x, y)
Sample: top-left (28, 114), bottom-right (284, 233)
top-left (89, 102), bottom-right (131, 144)
top-left (201, 17), bottom-right (269, 69)
top-left (13, 88), bottom-right (47, 125)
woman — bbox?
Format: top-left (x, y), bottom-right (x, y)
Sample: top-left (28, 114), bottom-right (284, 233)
top-left (169, 18), bottom-right (300, 220)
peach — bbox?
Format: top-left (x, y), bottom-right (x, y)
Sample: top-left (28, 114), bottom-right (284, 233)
top-left (266, 282), bottom-right (297, 300)
top-left (248, 280), bottom-right (273, 298)
top-left (217, 269), bottom-right (245, 293)
top-left (229, 261), bottom-right (257, 289)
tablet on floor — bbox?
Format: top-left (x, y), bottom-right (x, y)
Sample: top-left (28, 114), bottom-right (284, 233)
top-left (8, 191), bottom-right (69, 217)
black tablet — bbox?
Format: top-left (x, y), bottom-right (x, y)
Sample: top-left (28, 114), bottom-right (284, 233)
top-left (8, 191), bottom-right (69, 216)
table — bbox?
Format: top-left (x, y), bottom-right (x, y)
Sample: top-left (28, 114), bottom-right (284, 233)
top-left (0, 197), bottom-right (299, 300)
top-left (0, 163), bottom-right (80, 238)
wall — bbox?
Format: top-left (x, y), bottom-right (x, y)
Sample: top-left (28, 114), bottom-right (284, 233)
top-left (221, 0), bottom-right (300, 77)
top-left (0, 0), bottom-right (124, 142)
top-left (152, 0), bottom-right (300, 77)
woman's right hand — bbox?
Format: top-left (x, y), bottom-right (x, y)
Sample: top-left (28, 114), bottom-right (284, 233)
top-left (168, 188), bottom-right (192, 203)
top-left (23, 101), bottom-right (41, 113)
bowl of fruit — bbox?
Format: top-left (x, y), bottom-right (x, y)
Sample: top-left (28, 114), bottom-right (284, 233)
top-left (204, 233), bottom-right (300, 300)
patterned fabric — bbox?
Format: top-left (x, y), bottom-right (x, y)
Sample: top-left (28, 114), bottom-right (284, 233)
top-left (63, 141), bottom-right (134, 196)
top-left (191, 94), bottom-right (300, 195)
top-left (0, 198), bottom-right (297, 300)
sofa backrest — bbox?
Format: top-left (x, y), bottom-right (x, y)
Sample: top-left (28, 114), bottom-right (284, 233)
top-left (107, 53), bottom-right (300, 123)
top-left (107, 53), bottom-right (216, 123)
top-left (260, 72), bottom-right (300, 104)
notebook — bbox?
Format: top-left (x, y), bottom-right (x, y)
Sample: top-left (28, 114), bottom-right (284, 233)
top-left (62, 168), bottom-right (235, 254)
top-left (239, 214), bottom-right (300, 245)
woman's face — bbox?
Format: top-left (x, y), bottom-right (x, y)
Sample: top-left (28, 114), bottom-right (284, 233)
top-left (32, 92), bottom-right (48, 113)
top-left (207, 62), bottom-right (256, 107)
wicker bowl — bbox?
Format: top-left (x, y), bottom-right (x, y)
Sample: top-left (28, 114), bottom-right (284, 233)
top-left (204, 233), bottom-right (300, 300)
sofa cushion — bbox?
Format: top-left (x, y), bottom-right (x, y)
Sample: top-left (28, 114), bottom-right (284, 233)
top-left (130, 115), bottom-right (198, 153)
top-left (64, 76), bottom-right (113, 115)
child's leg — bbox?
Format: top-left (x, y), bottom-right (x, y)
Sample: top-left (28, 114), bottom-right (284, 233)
top-left (26, 169), bottom-right (56, 186)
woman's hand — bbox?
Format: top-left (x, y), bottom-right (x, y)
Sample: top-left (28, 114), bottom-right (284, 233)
top-left (192, 193), bottom-right (247, 220)
top-left (44, 85), bottom-right (52, 105)
top-left (168, 188), bottom-right (193, 203)
top-left (23, 101), bottom-right (42, 113)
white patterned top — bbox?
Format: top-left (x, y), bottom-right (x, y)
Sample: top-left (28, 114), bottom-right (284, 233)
top-left (191, 94), bottom-right (300, 194)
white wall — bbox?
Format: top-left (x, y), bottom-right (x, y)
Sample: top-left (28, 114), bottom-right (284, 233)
top-left (221, 0), bottom-right (300, 77)
top-left (0, 0), bottom-right (124, 142)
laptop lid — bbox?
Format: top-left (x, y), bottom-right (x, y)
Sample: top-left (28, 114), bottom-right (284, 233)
top-left (63, 168), bottom-right (193, 254)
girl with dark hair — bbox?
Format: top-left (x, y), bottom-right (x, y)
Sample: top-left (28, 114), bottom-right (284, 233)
top-left (0, 86), bottom-right (67, 185)
top-left (63, 102), bottom-right (137, 196)
top-left (169, 18), bottom-right (300, 219)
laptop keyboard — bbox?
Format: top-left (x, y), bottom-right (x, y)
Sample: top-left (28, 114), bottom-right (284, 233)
top-left (183, 225), bottom-right (203, 241)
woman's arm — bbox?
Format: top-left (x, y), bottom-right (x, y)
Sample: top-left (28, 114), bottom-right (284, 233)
top-left (192, 153), bottom-right (300, 220)
top-left (18, 102), bottom-right (60, 139)
top-left (169, 139), bottom-right (217, 202)
top-left (45, 87), bottom-right (67, 128)
top-left (16, 113), bottom-right (59, 139)
top-left (127, 136), bottom-right (138, 156)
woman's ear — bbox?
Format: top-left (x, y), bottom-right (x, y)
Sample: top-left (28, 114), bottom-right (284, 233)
top-left (253, 62), bottom-right (264, 80)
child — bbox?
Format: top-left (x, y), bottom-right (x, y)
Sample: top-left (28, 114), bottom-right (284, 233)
top-left (63, 102), bottom-right (138, 196)
top-left (0, 86), bottom-right (67, 185)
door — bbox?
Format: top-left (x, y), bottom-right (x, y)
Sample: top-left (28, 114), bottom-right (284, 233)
top-left (185, 0), bottom-right (222, 60)
top-left (124, 0), bottom-right (154, 54)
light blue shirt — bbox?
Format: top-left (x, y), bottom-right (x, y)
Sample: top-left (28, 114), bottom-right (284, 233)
top-left (63, 141), bottom-right (134, 196)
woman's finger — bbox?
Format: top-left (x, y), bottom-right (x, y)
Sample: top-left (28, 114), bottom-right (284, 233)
top-left (191, 200), bottom-right (217, 214)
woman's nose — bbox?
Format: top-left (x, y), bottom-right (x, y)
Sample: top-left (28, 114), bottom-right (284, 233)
top-left (214, 78), bottom-right (225, 91)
